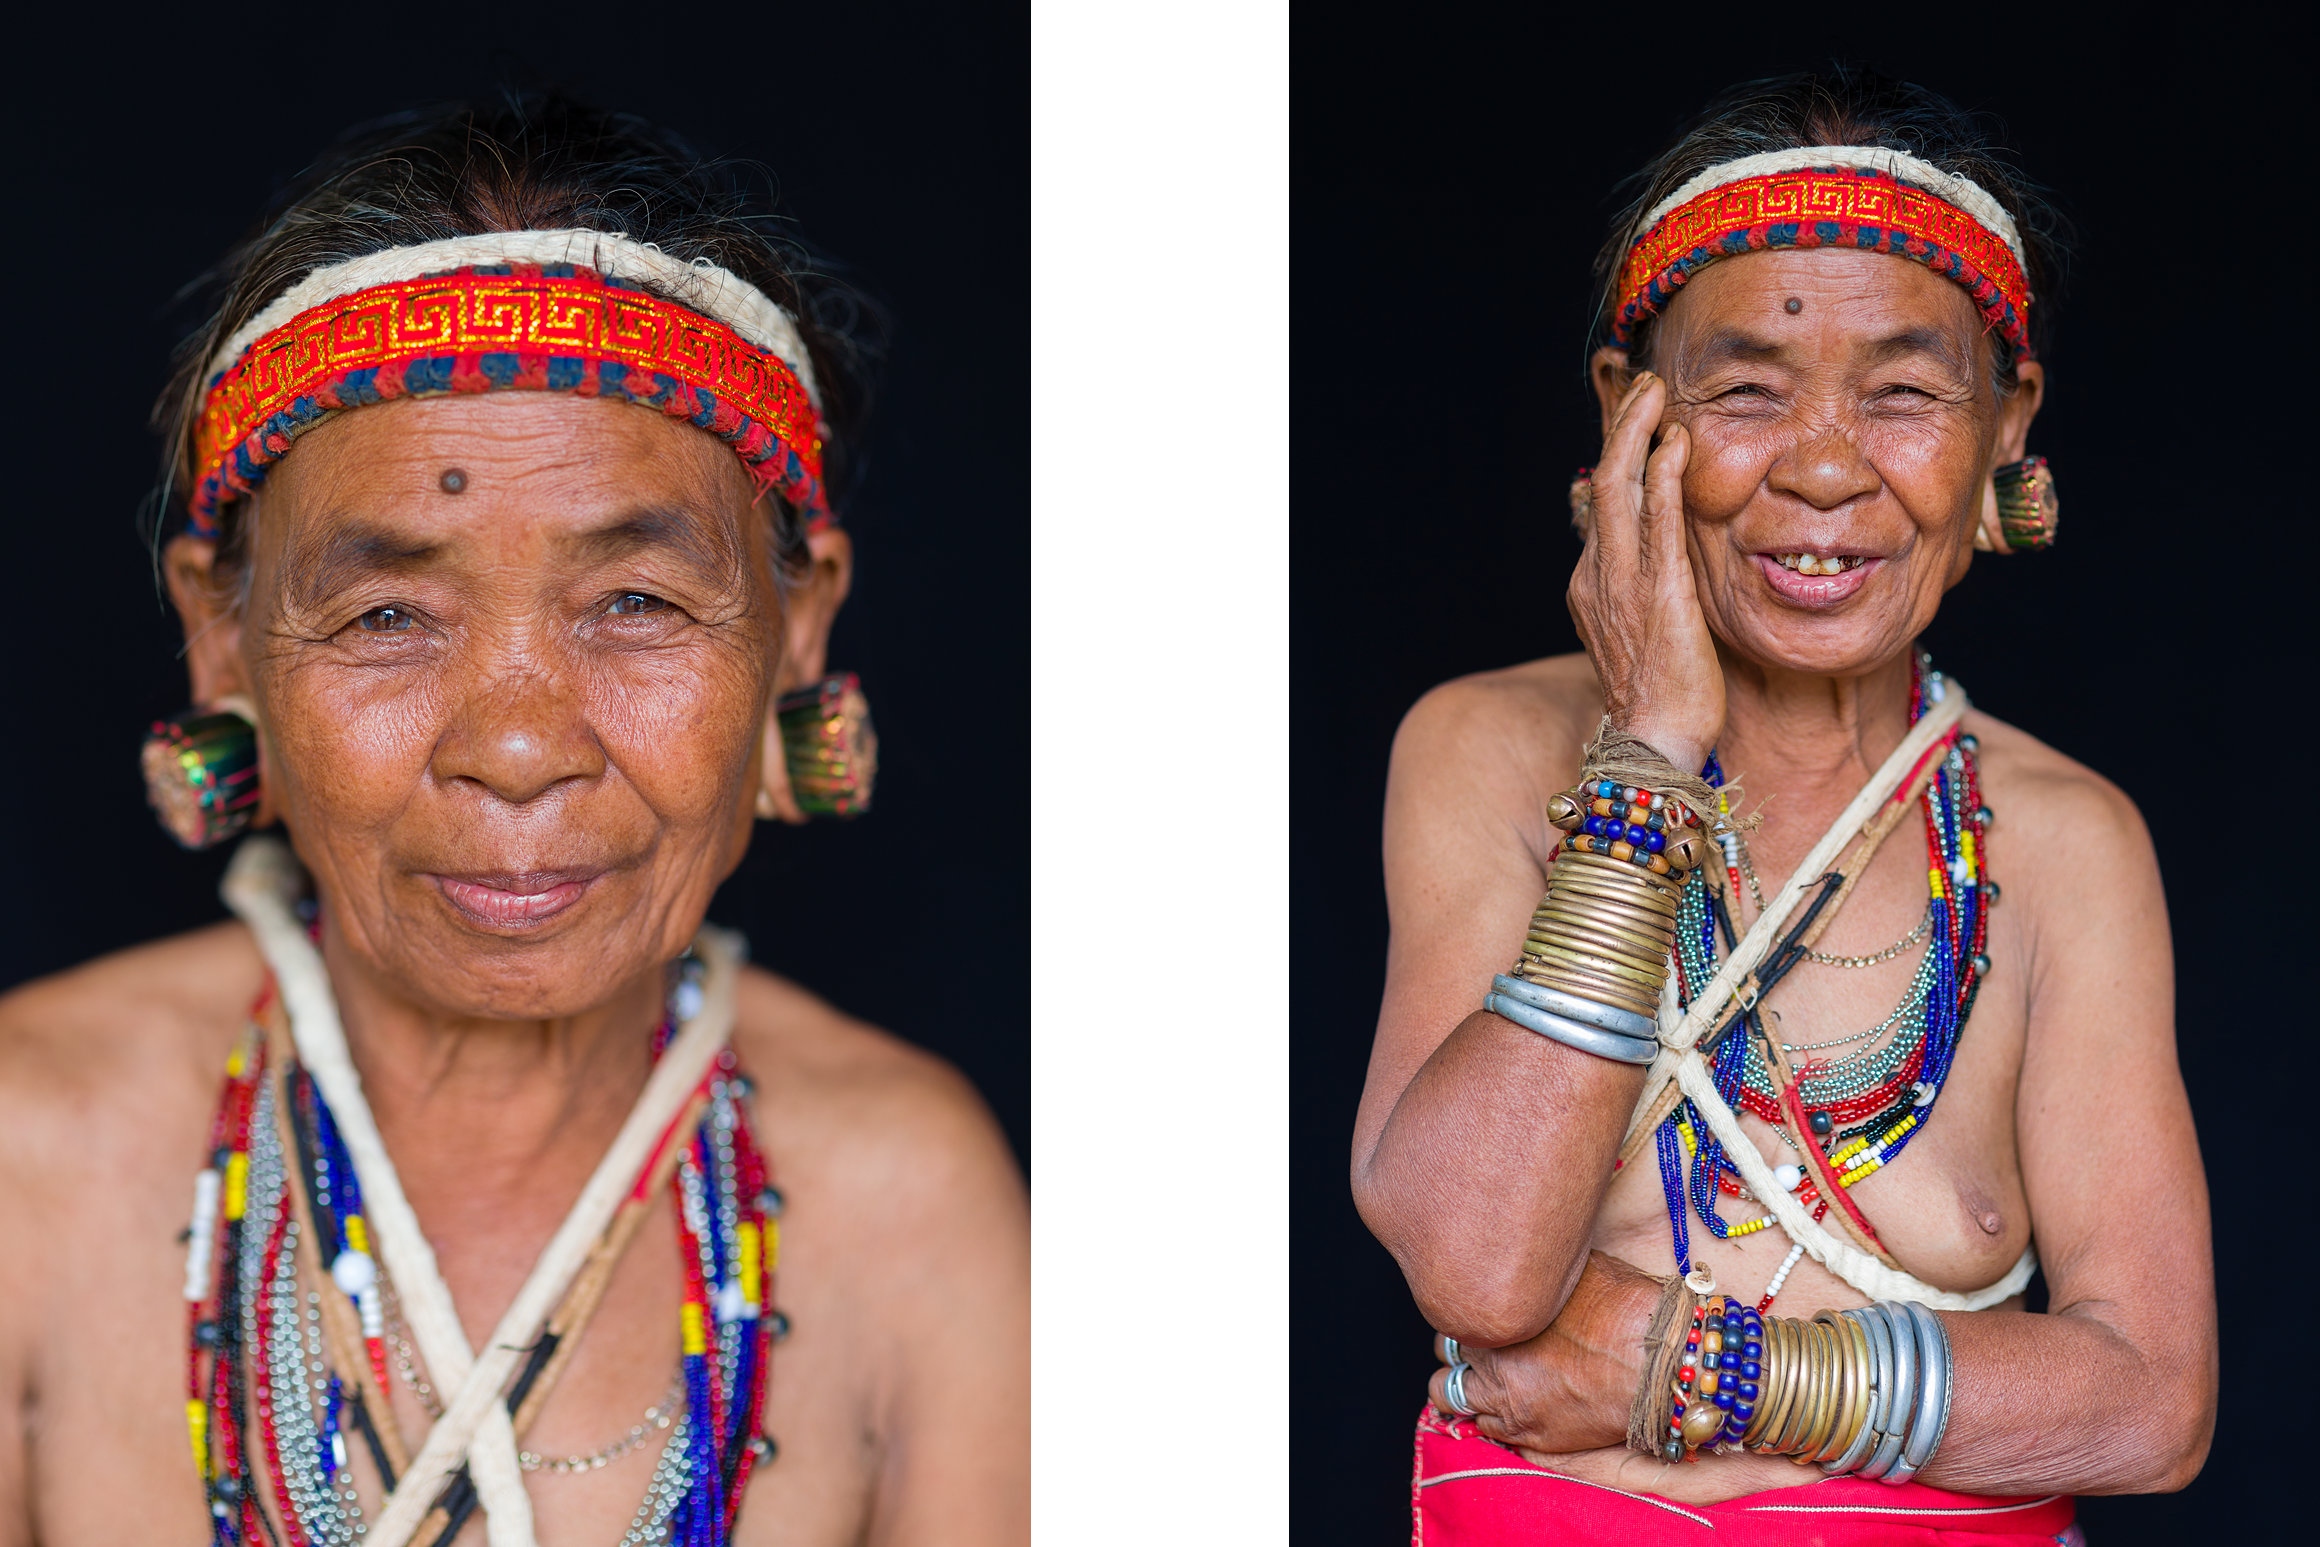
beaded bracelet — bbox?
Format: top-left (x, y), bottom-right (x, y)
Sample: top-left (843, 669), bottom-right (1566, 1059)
top-left (1642, 1294), bottom-right (1953, 1479)
top-left (1487, 779), bottom-right (1712, 1062)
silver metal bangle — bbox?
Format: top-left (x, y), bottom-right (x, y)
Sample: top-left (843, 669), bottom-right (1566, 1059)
top-left (1485, 990), bottom-right (1657, 1065)
top-left (1821, 1310), bottom-right (1884, 1476)
top-left (1488, 974), bottom-right (1658, 1042)
top-left (1444, 1361), bottom-right (1478, 1417)
top-left (1855, 1304), bottom-right (1898, 1467)
top-left (1879, 1303), bottom-right (1938, 1486)
top-left (1858, 1303), bottom-right (1914, 1482)
top-left (1898, 1302), bottom-right (1952, 1476)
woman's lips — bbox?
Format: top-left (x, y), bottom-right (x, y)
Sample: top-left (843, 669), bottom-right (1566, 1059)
top-left (1755, 553), bottom-right (1878, 608)
top-left (431, 871), bottom-right (601, 927)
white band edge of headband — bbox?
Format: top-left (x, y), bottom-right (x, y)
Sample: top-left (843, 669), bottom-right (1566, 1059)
top-left (1636, 146), bottom-right (2024, 266)
top-left (206, 228), bottom-right (821, 409)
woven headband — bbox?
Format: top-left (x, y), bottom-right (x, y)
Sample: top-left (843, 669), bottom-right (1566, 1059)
top-left (1611, 146), bottom-right (2031, 357)
top-left (188, 230), bottom-right (828, 536)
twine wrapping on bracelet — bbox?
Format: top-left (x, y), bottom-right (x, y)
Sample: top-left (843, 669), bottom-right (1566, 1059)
top-left (1627, 1271), bottom-right (1695, 1456)
top-left (1579, 720), bottom-right (1746, 838)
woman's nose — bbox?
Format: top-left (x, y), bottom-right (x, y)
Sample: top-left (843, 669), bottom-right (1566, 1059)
top-left (431, 664), bottom-right (605, 805)
top-left (1767, 426), bottom-right (1880, 511)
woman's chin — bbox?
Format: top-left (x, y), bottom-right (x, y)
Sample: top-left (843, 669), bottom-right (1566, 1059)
top-left (336, 881), bottom-right (681, 1022)
top-left (1721, 608), bottom-right (1918, 680)
top-left (389, 945), bottom-right (659, 1022)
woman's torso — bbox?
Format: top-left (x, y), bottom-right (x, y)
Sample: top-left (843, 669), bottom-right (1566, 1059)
top-left (0, 921), bottom-right (964, 1544)
top-left (1411, 653), bottom-right (2096, 1504)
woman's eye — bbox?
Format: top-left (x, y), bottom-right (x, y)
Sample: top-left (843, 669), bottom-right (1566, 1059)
top-left (356, 605), bottom-right (416, 633)
top-left (609, 592), bottom-right (670, 616)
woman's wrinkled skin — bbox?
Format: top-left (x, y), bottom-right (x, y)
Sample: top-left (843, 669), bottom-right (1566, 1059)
top-left (1354, 249), bottom-right (2214, 1504)
top-left (193, 394), bottom-right (835, 1025)
top-left (0, 394), bottom-right (1028, 1546)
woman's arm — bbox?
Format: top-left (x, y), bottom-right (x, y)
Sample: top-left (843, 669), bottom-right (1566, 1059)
top-left (1920, 757), bottom-right (2213, 1493)
top-left (1351, 673), bottom-right (1643, 1347)
top-left (1353, 375), bottom-right (1716, 1348)
top-left (858, 1059), bottom-right (1030, 1544)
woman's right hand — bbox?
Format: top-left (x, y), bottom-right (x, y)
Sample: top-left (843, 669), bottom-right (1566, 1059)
top-left (1427, 1250), bottom-right (1661, 1456)
top-left (1567, 372), bottom-right (1724, 775)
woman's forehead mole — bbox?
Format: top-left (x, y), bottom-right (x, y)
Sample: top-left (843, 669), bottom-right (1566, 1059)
top-left (1783, 297), bottom-right (1803, 315)
top-left (439, 468), bottom-right (468, 494)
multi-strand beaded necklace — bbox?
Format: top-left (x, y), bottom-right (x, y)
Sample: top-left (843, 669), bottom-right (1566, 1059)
top-left (183, 965), bottom-right (781, 1546)
top-left (1653, 657), bottom-right (1993, 1318)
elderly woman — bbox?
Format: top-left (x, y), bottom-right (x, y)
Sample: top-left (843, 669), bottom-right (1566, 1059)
top-left (0, 99), bottom-right (1027, 1545)
top-left (1353, 71), bottom-right (2212, 1545)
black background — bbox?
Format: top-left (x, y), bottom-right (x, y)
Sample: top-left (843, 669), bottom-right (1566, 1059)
top-left (0, 6), bottom-right (1026, 1168)
top-left (1296, 11), bottom-right (2305, 1543)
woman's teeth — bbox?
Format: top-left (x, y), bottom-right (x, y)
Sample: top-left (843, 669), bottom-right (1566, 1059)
top-left (1774, 553), bottom-right (1864, 576)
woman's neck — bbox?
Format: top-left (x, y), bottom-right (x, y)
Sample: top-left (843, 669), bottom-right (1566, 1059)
top-left (1710, 646), bottom-right (1917, 850)
top-left (316, 914), bottom-right (665, 1189)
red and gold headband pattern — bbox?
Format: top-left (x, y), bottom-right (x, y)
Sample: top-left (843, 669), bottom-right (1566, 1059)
top-left (1611, 165), bottom-right (2031, 356)
top-left (190, 262), bottom-right (827, 534)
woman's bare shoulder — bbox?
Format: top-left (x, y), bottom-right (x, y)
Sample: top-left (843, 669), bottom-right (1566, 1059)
top-left (1962, 707), bottom-right (2148, 851)
top-left (0, 922), bottom-right (260, 1122)
top-left (729, 965), bottom-right (1023, 1227)
top-left (1391, 653), bottom-right (1602, 801)
top-left (1385, 653), bottom-right (1604, 854)
top-left (1961, 707), bottom-right (2158, 940)
top-left (1398, 653), bottom-right (1602, 757)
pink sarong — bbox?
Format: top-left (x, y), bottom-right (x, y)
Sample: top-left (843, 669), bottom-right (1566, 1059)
top-left (1414, 1408), bottom-right (2081, 1545)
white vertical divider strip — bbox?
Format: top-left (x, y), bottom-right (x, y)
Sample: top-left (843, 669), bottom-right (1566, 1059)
top-left (1032, 3), bottom-right (1287, 1543)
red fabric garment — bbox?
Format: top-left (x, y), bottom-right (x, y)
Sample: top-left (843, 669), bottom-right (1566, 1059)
top-left (1414, 1408), bottom-right (2080, 1546)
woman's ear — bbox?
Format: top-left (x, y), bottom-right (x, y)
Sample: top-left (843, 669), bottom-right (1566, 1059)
top-left (1993, 359), bottom-right (2046, 466)
top-left (776, 524), bottom-right (854, 694)
top-left (1590, 347), bottom-right (1634, 439)
top-left (163, 534), bottom-right (252, 707)
top-left (755, 522), bottom-right (855, 826)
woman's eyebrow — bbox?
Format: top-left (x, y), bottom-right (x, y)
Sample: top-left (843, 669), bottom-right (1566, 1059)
top-left (571, 507), bottom-right (739, 575)
top-left (1861, 327), bottom-right (1971, 371)
top-left (1685, 329), bottom-right (1789, 368)
top-left (279, 523), bottom-right (442, 607)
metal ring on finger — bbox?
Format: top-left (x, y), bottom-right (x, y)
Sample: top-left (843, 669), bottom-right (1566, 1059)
top-left (1445, 1360), bottom-right (1479, 1417)
top-left (1440, 1335), bottom-right (1461, 1366)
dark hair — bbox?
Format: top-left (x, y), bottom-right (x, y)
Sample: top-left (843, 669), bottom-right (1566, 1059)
top-left (1589, 66), bottom-right (2069, 392)
top-left (153, 89), bottom-right (881, 582)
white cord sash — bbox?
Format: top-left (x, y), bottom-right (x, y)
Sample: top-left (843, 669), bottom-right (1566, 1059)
top-left (223, 837), bottom-right (742, 1547)
top-left (1617, 681), bottom-right (2037, 1312)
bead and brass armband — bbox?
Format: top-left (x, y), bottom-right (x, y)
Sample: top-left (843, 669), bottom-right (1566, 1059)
top-left (1485, 778), bottom-right (1713, 1063)
top-left (1639, 1289), bottom-right (1953, 1481)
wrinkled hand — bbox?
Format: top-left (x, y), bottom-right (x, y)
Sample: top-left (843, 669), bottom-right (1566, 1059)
top-left (1429, 1252), bottom-right (1661, 1455)
top-left (1567, 373), bottom-right (1724, 775)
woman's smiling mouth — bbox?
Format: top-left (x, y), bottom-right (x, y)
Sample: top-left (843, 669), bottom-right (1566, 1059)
top-left (1755, 551), bottom-right (1878, 607)
top-left (430, 869), bottom-right (604, 927)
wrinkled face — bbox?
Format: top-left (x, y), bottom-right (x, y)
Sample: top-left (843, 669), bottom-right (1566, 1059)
top-left (1640, 249), bottom-right (2037, 678)
top-left (230, 394), bottom-right (782, 1018)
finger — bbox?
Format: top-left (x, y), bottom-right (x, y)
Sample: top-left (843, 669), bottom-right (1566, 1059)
top-left (1428, 1352), bottom-right (1497, 1421)
top-left (1579, 372), bottom-right (1659, 573)
top-left (1636, 420), bottom-right (1692, 579)
top-left (1591, 373), bottom-right (1665, 570)
top-left (1597, 371), bottom-right (1662, 499)
top-left (1428, 1364), bottom-right (1475, 1421)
